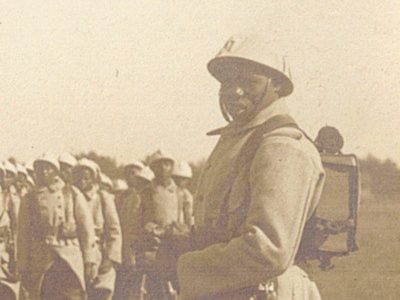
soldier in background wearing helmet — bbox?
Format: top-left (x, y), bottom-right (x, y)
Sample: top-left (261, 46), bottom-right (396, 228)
top-left (113, 162), bottom-right (155, 300)
top-left (146, 150), bottom-right (180, 229)
top-left (0, 164), bottom-right (20, 300)
top-left (15, 163), bottom-right (30, 198)
top-left (172, 161), bottom-right (194, 227)
top-left (59, 153), bottom-right (78, 185)
top-left (17, 154), bottom-right (98, 300)
top-left (75, 159), bottom-right (122, 300)
top-left (1, 162), bottom-right (21, 285)
top-left (155, 35), bottom-right (326, 300)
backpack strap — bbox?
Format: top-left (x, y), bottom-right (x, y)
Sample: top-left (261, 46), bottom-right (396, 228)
top-left (217, 114), bottom-right (299, 230)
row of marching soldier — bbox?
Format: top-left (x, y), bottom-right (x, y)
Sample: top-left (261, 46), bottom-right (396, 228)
top-left (0, 149), bottom-right (193, 300)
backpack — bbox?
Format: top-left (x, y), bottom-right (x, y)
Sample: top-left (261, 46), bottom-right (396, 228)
top-left (222, 115), bottom-right (360, 270)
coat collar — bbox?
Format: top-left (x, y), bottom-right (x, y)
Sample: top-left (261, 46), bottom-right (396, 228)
top-left (37, 176), bottom-right (65, 193)
top-left (207, 98), bottom-right (290, 136)
top-left (84, 184), bottom-right (100, 200)
top-left (152, 179), bottom-right (177, 193)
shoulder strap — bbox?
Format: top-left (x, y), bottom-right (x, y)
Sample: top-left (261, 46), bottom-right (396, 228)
top-left (62, 184), bottom-right (77, 223)
top-left (217, 114), bottom-right (299, 229)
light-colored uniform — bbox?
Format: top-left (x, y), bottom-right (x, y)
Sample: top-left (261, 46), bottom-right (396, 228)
top-left (143, 181), bottom-right (180, 228)
top-left (0, 185), bottom-right (20, 300)
top-left (17, 177), bottom-right (97, 300)
top-left (177, 99), bottom-right (325, 300)
top-left (83, 185), bottom-right (122, 300)
top-left (176, 187), bottom-right (193, 227)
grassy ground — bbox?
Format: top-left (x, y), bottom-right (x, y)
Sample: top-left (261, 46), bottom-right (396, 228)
top-left (302, 200), bottom-right (400, 299)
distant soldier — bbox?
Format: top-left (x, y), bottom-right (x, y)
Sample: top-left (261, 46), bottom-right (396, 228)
top-left (59, 153), bottom-right (78, 185)
top-left (136, 150), bottom-right (183, 299)
top-left (15, 164), bottom-right (30, 198)
top-left (75, 159), bottom-right (122, 300)
top-left (146, 150), bottom-right (179, 228)
top-left (0, 164), bottom-right (19, 300)
top-left (17, 154), bottom-right (98, 300)
top-left (156, 35), bottom-right (326, 300)
top-left (172, 161), bottom-right (194, 227)
top-left (1, 162), bottom-right (21, 279)
top-left (114, 162), bottom-right (154, 300)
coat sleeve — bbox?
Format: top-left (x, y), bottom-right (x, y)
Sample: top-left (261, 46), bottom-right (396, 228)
top-left (183, 190), bottom-right (194, 227)
top-left (100, 190), bottom-right (122, 264)
top-left (177, 136), bottom-right (322, 299)
top-left (73, 187), bottom-right (97, 264)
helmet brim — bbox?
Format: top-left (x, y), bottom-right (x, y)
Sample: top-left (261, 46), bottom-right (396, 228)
top-left (207, 56), bottom-right (293, 97)
top-left (33, 159), bottom-right (59, 172)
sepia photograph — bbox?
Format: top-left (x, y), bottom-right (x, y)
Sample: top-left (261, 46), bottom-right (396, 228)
top-left (0, 1), bottom-right (399, 299)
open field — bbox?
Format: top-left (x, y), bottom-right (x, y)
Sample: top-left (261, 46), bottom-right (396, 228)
top-left (302, 200), bottom-right (400, 299)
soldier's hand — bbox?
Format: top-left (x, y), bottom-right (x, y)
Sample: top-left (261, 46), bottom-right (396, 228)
top-left (98, 258), bottom-right (114, 274)
top-left (84, 262), bottom-right (98, 282)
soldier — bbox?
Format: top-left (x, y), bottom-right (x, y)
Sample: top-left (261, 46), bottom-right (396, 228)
top-left (0, 164), bottom-right (20, 300)
top-left (17, 154), bottom-right (98, 300)
top-left (147, 150), bottom-right (180, 228)
top-left (136, 150), bottom-right (185, 299)
top-left (59, 152), bottom-right (78, 185)
top-left (15, 164), bottom-right (30, 198)
top-left (113, 162), bottom-right (154, 300)
top-left (172, 161), bottom-right (194, 227)
top-left (157, 35), bottom-right (326, 300)
top-left (2, 162), bottom-right (21, 279)
top-left (75, 158), bottom-right (122, 300)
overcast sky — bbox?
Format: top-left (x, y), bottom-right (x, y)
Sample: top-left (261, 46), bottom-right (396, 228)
top-left (1, 1), bottom-right (399, 165)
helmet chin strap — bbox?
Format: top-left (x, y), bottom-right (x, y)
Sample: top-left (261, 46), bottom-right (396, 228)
top-left (221, 78), bottom-right (278, 123)
top-left (219, 96), bottom-right (232, 122)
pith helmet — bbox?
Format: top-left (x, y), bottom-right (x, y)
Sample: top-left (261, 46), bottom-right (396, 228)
top-left (77, 158), bottom-right (99, 178)
top-left (113, 179), bottom-right (128, 191)
top-left (137, 166), bottom-right (155, 182)
top-left (172, 161), bottom-right (192, 178)
top-left (148, 149), bottom-right (174, 167)
top-left (99, 172), bottom-right (113, 188)
top-left (3, 161), bottom-right (17, 176)
top-left (125, 160), bottom-right (145, 171)
top-left (59, 152), bottom-right (78, 168)
top-left (208, 35), bottom-right (294, 97)
top-left (34, 154), bottom-right (60, 172)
